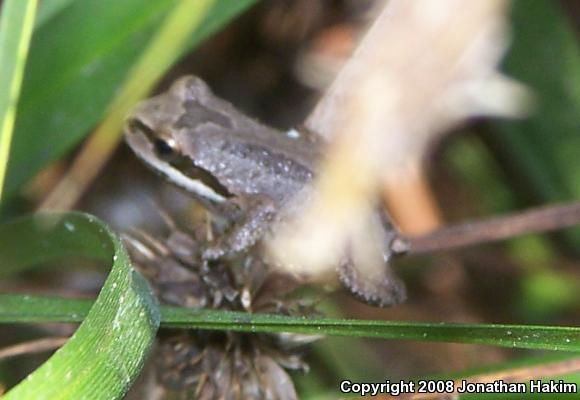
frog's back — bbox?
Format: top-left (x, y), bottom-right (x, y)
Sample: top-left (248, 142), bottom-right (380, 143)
top-left (174, 76), bottom-right (321, 203)
top-left (181, 124), bottom-right (316, 204)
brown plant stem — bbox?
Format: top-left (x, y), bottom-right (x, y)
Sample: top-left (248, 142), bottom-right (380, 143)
top-left (380, 356), bottom-right (580, 400)
top-left (407, 201), bottom-right (580, 255)
top-left (0, 337), bottom-right (68, 361)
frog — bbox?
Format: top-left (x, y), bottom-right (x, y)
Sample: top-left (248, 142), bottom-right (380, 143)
top-left (124, 76), bottom-right (407, 307)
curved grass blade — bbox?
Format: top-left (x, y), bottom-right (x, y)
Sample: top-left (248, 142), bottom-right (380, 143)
top-left (0, 0), bottom-right (37, 202)
top-left (0, 212), bottom-right (159, 399)
top-left (1, 295), bottom-right (579, 353)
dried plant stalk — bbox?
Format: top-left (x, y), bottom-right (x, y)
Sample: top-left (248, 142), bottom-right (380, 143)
top-left (408, 201), bottom-right (580, 255)
top-left (382, 357), bottom-right (580, 400)
top-left (268, 0), bottom-right (528, 279)
top-left (0, 337), bottom-right (68, 361)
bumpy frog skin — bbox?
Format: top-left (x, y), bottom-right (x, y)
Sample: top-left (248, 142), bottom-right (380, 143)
top-left (124, 76), bottom-right (406, 307)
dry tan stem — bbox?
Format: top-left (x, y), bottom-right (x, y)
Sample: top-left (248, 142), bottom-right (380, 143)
top-left (0, 337), bottom-right (68, 361)
top-left (38, 129), bottom-right (122, 211)
top-left (408, 201), bottom-right (580, 255)
top-left (379, 357), bottom-right (580, 400)
top-left (268, 0), bottom-right (522, 278)
top-left (383, 163), bottom-right (443, 235)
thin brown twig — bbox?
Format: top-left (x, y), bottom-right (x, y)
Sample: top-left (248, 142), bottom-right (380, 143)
top-left (0, 337), bottom-right (68, 361)
top-left (380, 356), bottom-right (580, 399)
top-left (407, 201), bottom-right (580, 255)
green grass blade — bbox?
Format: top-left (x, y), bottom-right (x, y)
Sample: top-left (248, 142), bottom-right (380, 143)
top-left (2, 0), bottom-right (256, 202)
top-left (0, 0), bottom-right (37, 202)
top-left (66, 0), bottom-right (218, 172)
top-left (0, 213), bottom-right (160, 399)
top-left (103, 0), bottom-right (216, 132)
top-left (0, 294), bottom-right (92, 323)
top-left (35, 0), bottom-right (220, 209)
top-left (1, 294), bottom-right (579, 353)
top-left (34, 0), bottom-right (76, 29)
top-left (492, 0), bottom-right (580, 246)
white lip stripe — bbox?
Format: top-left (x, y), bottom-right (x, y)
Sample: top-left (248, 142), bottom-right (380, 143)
top-left (163, 164), bottom-right (226, 203)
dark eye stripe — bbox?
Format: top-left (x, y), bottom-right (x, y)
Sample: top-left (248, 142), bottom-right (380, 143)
top-left (168, 155), bottom-right (233, 199)
top-left (128, 118), bottom-right (156, 137)
top-left (128, 117), bottom-right (231, 200)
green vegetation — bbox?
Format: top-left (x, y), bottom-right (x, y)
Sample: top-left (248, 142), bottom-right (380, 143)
top-left (0, 0), bottom-right (579, 398)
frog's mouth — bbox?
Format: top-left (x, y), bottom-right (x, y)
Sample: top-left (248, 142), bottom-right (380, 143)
top-left (124, 121), bottom-right (231, 203)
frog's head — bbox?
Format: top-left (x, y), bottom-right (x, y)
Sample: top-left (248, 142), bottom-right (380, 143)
top-left (124, 76), bottom-right (232, 203)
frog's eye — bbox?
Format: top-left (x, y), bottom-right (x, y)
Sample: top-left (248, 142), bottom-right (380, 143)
top-left (128, 118), bottom-right (179, 160)
top-left (153, 138), bottom-right (177, 159)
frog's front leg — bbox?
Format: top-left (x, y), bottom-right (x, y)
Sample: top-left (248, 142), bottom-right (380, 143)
top-left (203, 195), bottom-right (278, 260)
